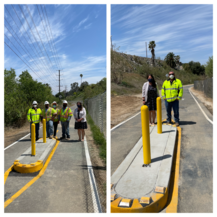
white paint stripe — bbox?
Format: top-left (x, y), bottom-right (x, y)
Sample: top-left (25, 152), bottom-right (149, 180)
top-left (189, 88), bottom-right (213, 125)
top-left (4, 126), bottom-right (42, 151)
top-left (111, 111), bottom-right (141, 131)
top-left (83, 136), bottom-right (102, 213)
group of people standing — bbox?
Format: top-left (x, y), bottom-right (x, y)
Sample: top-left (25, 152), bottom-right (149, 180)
top-left (142, 71), bottom-right (183, 126)
top-left (27, 100), bottom-right (87, 142)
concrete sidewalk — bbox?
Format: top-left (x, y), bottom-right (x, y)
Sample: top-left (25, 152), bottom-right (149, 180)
top-left (111, 124), bottom-right (177, 212)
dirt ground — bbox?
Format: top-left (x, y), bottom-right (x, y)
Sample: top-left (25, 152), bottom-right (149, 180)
top-left (190, 87), bottom-right (213, 115)
top-left (111, 94), bottom-right (142, 129)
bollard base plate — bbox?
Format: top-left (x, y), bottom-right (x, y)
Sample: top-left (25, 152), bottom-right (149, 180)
top-left (142, 164), bottom-right (151, 167)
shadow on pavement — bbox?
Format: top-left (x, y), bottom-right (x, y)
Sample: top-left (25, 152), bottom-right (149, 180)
top-left (180, 121), bottom-right (196, 125)
top-left (151, 154), bottom-right (172, 163)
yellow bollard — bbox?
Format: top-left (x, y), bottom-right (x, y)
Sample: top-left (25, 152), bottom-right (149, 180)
top-left (31, 123), bottom-right (36, 156)
top-left (141, 105), bottom-right (151, 165)
top-left (43, 119), bottom-right (46, 143)
top-left (157, 97), bottom-right (162, 134)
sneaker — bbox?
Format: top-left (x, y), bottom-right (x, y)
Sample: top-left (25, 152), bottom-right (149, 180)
top-left (175, 122), bottom-right (179, 127)
top-left (67, 135), bottom-right (70, 139)
top-left (49, 136), bottom-right (52, 139)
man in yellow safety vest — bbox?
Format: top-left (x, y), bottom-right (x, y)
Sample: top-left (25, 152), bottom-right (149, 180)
top-left (27, 101), bottom-right (42, 141)
top-left (161, 71), bottom-right (183, 126)
top-left (51, 101), bottom-right (60, 139)
top-left (41, 101), bottom-right (56, 139)
top-left (59, 100), bottom-right (73, 139)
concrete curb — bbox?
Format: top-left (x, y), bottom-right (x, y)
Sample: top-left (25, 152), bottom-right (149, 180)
top-left (13, 138), bottom-right (57, 173)
top-left (111, 124), bottom-right (177, 213)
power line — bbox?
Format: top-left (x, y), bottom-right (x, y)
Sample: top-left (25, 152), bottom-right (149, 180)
top-left (4, 20), bottom-right (56, 85)
top-left (43, 5), bottom-right (63, 70)
top-left (24, 4), bottom-right (58, 72)
top-left (4, 41), bottom-right (44, 82)
top-left (10, 5), bottom-right (58, 81)
top-left (17, 5), bottom-right (57, 81)
top-left (36, 5), bottom-right (60, 70)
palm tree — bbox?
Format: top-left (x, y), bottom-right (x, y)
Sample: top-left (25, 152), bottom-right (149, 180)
top-left (164, 52), bottom-right (176, 68)
top-left (148, 41), bottom-right (156, 66)
top-left (80, 74), bottom-right (83, 85)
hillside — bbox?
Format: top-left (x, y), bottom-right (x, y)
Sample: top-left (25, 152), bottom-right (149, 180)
top-left (111, 50), bottom-right (203, 95)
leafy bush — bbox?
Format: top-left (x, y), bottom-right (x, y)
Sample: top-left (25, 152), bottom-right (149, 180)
top-left (205, 56), bottom-right (213, 77)
top-left (4, 68), bottom-right (58, 127)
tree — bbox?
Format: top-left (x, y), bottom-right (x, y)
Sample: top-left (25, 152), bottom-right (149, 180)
top-left (174, 55), bottom-right (180, 65)
top-left (164, 52), bottom-right (176, 68)
top-left (70, 82), bottom-right (79, 93)
top-left (148, 41), bottom-right (156, 66)
top-left (188, 61), bottom-right (205, 75)
top-left (205, 56), bottom-right (213, 77)
top-left (79, 81), bottom-right (89, 92)
top-left (80, 74), bottom-right (83, 85)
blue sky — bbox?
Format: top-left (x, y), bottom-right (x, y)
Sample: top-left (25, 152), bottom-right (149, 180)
top-left (4, 4), bottom-right (106, 94)
top-left (111, 4), bottom-right (213, 65)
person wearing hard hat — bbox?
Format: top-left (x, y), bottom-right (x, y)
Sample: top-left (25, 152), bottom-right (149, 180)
top-left (59, 100), bottom-right (73, 139)
top-left (51, 101), bottom-right (60, 139)
top-left (27, 101), bottom-right (42, 141)
top-left (41, 101), bottom-right (56, 139)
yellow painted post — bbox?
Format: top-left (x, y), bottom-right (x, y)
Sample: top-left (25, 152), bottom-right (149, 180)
top-left (31, 123), bottom-right (36, 156)
top-left (141, 105), bottom-right (151, 165)
top-left (157, 97), bottom-right (162, 134)
top-left (43, 119), bottom-right (46, 143)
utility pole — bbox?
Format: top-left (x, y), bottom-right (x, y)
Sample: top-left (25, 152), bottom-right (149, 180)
top-left (146, 42), bottom-right (147, 58)
top-left (56, 70), bottom-right (63, 100)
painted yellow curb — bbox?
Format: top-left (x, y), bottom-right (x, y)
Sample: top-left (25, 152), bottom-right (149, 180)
top-left (166, 126), bottom-right (181, 213)
top-left (111, 188), bottom-right (168, 213)
top-left (4, 140), bottom-right (60, 208)
top-left (13, 160), bottom-right (43, 173)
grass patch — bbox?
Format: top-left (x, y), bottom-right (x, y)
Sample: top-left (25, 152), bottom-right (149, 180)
top-left (86, 112), bottom-right (106, 162)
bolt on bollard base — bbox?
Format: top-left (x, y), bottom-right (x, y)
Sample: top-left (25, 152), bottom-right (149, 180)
top-left (141, 105), bottom-right (151, 165)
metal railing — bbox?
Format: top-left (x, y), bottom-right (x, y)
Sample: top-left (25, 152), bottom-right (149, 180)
top-left (84, 92), bottom-right (106, 137)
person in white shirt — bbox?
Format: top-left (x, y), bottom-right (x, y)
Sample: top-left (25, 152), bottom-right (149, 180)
top-left (73, 102), bottom-right (87, 141)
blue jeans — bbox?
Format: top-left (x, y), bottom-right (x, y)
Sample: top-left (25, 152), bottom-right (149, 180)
top-left (61, 121), bottom-right (70, 138)
top-left (30, 122), bottom-right (40, 140)
top-left (165, 100), bottom-right (179, 123)
top-left (46, 120), bottom-right (53, 137)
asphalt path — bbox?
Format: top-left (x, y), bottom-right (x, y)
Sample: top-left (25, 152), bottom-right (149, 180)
top-left (111, 85), bottom-right (213, 212)
top-left (4, 105), bottom-right (94, 213)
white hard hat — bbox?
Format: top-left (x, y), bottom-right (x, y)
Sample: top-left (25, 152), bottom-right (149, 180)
top-left (44, 101), bottom-right (49, 105)
top-left (32, 101), bottom-right (38, 104)
top-left (52, 101), bottom-right (57, 104)
top-left (63, 100), bottom-right (68, 104)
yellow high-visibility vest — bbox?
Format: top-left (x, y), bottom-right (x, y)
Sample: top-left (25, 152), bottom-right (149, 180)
top-left (52, 108), bottom-right (60, 122)
top-left (59, 107), bottom-right (73, 122)
top-left (27, 108), bottom-right (42, 124)
top-left (41, 108), bottom-right (56, 121)
top-left (161, 78), bottom-right (183, 102)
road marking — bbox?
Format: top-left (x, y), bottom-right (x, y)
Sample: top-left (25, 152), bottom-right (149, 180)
top-left (83, 136), bottom-right (102, 213)
top-left (4, 165), bottom-right (14, 185)
top-left (166, 125), bottom-right (181, 213)
top-left (4, 140), bottom-right (60, 208)
top-left (189, 88), bottom-right (213, 124)
top-left (111, 111), bottom-right (141, 131)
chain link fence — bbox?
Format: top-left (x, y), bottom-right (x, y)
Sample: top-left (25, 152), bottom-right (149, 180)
top-left (194, 78), bottom-right (213, 99)
top-left (84, 92), bottom-right (106, 137)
